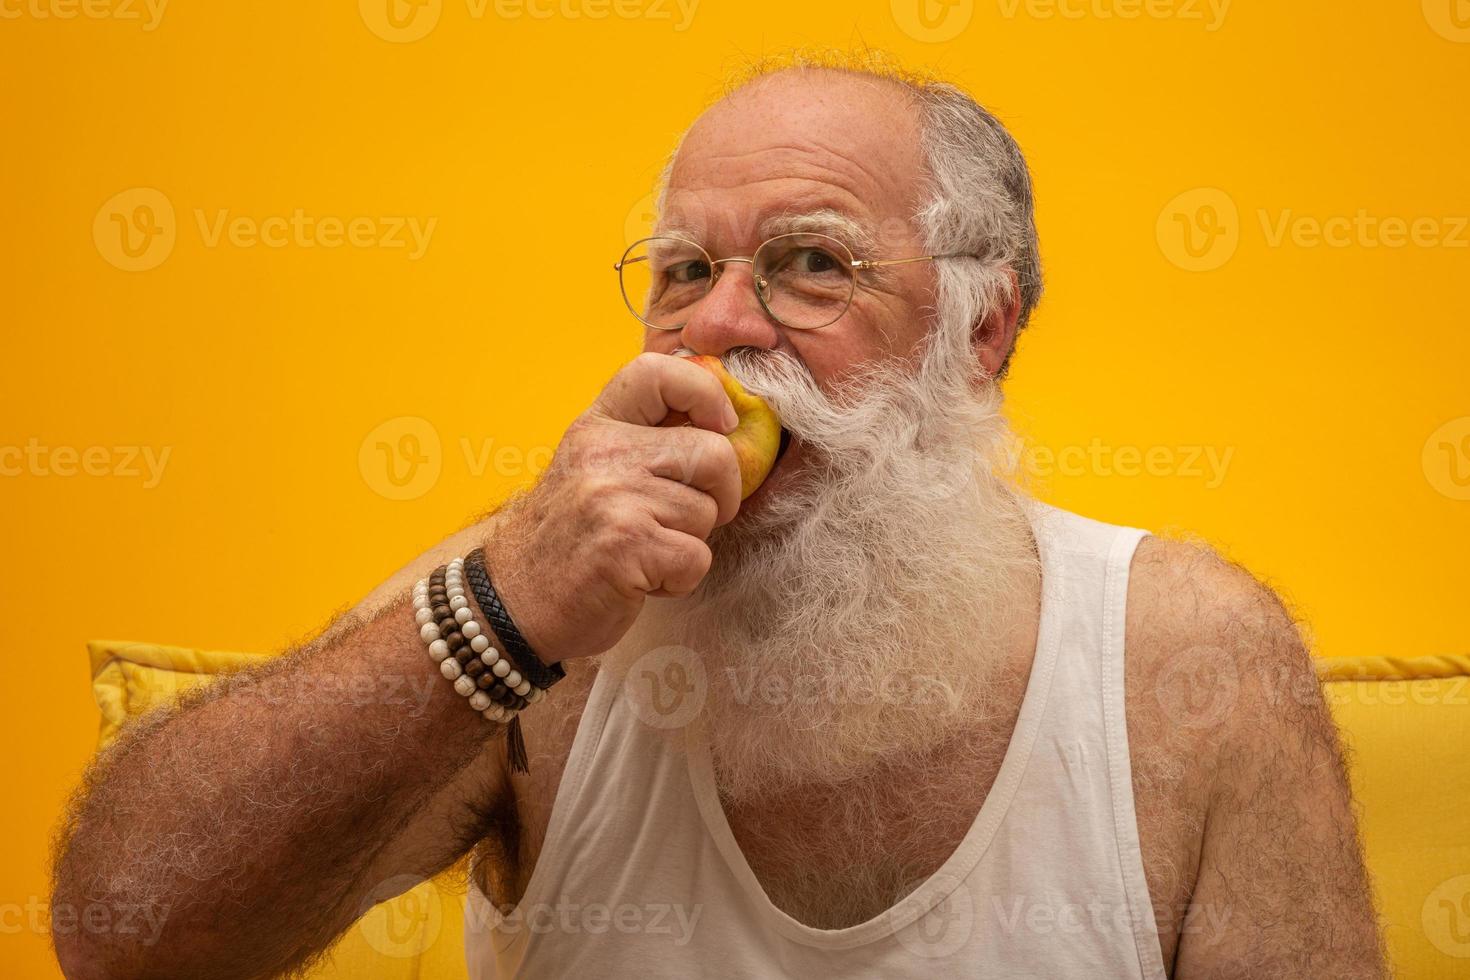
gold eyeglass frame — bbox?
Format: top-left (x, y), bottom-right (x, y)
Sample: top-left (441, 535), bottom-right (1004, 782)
top-left (614, 232), bottom-right (980, 331)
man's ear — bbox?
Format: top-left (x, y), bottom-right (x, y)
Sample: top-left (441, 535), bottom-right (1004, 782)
top-left (973, 268), bottom-right (1022, 378)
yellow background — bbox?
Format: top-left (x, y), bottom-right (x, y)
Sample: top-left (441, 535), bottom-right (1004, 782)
top-left (2, 1), bottom-right (1467, 976)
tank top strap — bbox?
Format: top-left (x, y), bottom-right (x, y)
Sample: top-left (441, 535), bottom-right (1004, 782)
top-left (1025, 501), bottom-right (1162, 980)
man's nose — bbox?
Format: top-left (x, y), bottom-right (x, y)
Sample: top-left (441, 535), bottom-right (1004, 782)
top-left (678, 259), bottom-right (780, 357)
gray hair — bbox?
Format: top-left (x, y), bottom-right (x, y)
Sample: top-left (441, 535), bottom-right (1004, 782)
top-left (912, 82), bottom-right (1043, 378)
top-left (653, 52), bottom-right (1043, 378)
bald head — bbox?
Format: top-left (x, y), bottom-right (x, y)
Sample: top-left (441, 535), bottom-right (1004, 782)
top-left (665, 69), bottom-right (926, 251)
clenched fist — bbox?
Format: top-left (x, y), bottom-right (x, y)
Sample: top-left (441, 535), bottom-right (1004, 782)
top-left (479, 352), bottom-right (745, 664)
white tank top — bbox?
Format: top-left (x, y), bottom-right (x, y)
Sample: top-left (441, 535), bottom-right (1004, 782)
top-left (465, 503), bottom-right (1168, 979)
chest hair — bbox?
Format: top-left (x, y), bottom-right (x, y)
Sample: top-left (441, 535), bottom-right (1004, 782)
top-left (721, 721), bottom-right (1013, 930)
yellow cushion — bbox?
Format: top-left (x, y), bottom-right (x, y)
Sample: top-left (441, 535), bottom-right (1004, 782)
top-left (86, 640), bottom-right (468, 980)
top-left (1317, 654), bottom-right (1470, 979)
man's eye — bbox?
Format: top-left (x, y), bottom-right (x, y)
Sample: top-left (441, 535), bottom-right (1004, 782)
top-left (666, 260), bottom-right (712, 283)
top-left (794, 248), bottom-right (839, 274)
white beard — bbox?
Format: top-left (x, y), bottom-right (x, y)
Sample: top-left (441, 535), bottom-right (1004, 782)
top-left (604, 326), bottom-right (1040, 807)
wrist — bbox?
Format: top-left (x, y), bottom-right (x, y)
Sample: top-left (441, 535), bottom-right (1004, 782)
top-left (476, 509), bottom-right (563, 666)
top-left (465, 547), bottom-right (566, 686)
top-left (410, 554), bottom-right (550, 774)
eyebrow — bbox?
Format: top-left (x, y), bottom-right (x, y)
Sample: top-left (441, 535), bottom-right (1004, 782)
top-left (757, 209), bottom-right (880, 257)
top-left (655, 208), bottom-right (882, 258)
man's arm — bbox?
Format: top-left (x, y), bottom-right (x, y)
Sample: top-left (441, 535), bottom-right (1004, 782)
top-left (1167, 549), bottom-right (1387, 978)
top-left (50, 520), bottom-right (512, 980)
top-left (48, 352), bottom-right (743, 980)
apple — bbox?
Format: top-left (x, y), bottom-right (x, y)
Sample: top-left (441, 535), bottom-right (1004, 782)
top-left (661, 354), bottom-right (783, 501)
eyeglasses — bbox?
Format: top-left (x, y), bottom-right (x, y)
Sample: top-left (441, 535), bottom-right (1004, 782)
top-left (614, 232), bottom-right (980, 331)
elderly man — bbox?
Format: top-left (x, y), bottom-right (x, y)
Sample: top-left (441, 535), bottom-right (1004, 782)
top-left (52, 58), bottom-right (1385, 979)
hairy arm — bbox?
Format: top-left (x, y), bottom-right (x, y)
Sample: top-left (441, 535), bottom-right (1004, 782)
top-left (49, 352), bottom-right (742, 979)
top-left (1166, 547), bottom-right (1387, 978)
top-left (50, 520), bottom-right (513, 980)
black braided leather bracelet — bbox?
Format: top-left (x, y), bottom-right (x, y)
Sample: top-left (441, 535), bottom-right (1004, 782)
top-left (464, 548), bottom-right (565, 691)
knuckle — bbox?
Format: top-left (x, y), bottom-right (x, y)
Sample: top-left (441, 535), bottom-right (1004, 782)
top-left (577, 472), bottom-right (618, 507)
top-left (648, 437), bottom-right (688, 475)
top-left (613, 507), bottom-right (659, 555)
top-left (599, 524), bottom-right (651, 588)
top-left (687, 538), bottom-right (713, 574)
top-left (630, 351), bottom-right (666, 378)
top-left (696, 431), bottom-right (739, 477)
top-left (601, 503), bottom-right (640, 541)
top-left (691, 493), bottom-right (719, 532)
top-left (673, 537), bottom-right (713, 584)
top-left (559, 417), bottom-right (609, 467)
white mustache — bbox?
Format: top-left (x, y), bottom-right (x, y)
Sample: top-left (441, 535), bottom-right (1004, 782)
top-left (676, 345), bottom-right (919, 458)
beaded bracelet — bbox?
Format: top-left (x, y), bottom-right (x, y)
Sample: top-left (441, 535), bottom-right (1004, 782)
top-left (413, 561), bottom-right (532, 767)
top-left (413, 557), bottom-right (543, 772)
top-left (414, 562), bottom-right (524, 713)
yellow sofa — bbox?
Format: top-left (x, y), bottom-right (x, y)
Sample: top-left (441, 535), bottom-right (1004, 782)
top-left (84, 640), bottom-right (1470, 978)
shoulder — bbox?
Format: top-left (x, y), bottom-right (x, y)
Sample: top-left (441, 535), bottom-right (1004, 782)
top-left (1126, 534), bottom-right (1299, 645)
top-left (1120, 540), bottom-right (1384, 974)
top-left (1126, 533), bottom-right (1309, 682)
top-left (1122, 533), bottom-right (1331, 776)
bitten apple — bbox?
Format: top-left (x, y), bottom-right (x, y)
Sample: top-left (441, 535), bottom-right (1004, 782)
top-left (661, 354), bottom-right (783, 500)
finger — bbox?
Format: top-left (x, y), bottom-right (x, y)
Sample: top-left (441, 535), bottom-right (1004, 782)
top-left (643, 529), bottom-right (713, 599)
top-left (636, 475), bottom-right (721, 540)
top-left (634, 424), bottom-right (741, 527)
top-left (593, 352), bottom-right (737, 434)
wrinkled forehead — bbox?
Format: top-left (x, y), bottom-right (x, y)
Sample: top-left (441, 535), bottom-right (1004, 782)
top-left (659, 70), bottom-right (927, 253)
